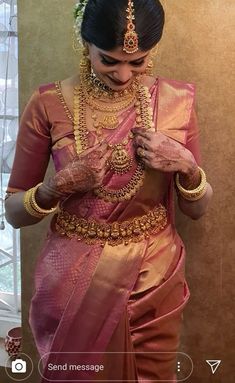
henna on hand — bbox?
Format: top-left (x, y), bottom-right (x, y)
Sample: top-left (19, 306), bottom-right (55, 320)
top-left (41, 142), bottom-right (109, 202)
top-left (53, 162), bottom-right (97, 194)
top-left (132, 130), bottom-right (198, 176)
top-left (37, 141), bottom-right (110, 206)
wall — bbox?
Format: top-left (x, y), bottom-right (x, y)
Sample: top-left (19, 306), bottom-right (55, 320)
top-left (158, 1), bottom-right (235, 382)
top-left (0, 1), bottom-right (234, 382)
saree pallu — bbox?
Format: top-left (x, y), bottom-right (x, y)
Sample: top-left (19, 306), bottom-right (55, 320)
top-left (33, 217), bottom-right (188, 383)
top-left (11, 77), bottom-right (198, 382)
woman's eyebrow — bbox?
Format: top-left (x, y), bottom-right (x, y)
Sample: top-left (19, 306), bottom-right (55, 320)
top-left (99, 52), bottom-right (149, 63)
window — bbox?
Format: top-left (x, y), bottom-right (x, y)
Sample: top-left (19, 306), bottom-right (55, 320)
top-left (0, 0), bottom-right (20, 333)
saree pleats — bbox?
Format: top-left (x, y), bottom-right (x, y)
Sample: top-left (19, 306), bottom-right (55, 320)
top-left (129, 246), bottom-right (189, 381)
top-left (80, 227), bottom-right (189, 382)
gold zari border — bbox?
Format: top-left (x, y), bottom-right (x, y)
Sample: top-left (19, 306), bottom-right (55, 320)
top-left (55, 204), bottom-right (168, 247)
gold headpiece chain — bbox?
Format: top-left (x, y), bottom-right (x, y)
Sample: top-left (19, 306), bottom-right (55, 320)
top-left (123, 0), bottom-right (139, 54)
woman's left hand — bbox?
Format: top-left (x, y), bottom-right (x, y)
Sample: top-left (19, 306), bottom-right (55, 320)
top-left (132, 128), bottom-right (197, 175)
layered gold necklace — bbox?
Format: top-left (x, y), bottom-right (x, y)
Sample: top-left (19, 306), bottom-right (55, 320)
top-left (73, 68), bottom-right (155, 202)
top-left (79, 55), bottom-right (139, 100)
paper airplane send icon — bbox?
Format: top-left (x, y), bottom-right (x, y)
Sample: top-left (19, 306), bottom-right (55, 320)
top-left (206, 360), bottom-right (221, 374)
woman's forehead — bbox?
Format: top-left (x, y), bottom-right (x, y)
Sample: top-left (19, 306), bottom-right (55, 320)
top-left (90, 44), bottom-right (151, 62)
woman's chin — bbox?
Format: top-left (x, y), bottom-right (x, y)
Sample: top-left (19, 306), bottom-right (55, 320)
top-left (105, 77), bottom-right (133, 91)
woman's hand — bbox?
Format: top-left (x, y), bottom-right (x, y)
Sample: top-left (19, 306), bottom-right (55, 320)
top-left (36, 142), bottom-right (109, 208)
top-left (53, 142), bottom-right (109, 194)
top-left (132, 128), bottom-right (197, 175)
top-left (5, 142), bottom-right (110, 229)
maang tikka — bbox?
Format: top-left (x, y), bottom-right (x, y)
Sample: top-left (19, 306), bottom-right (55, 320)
top-left (123, 0), bottom-right (139, 54)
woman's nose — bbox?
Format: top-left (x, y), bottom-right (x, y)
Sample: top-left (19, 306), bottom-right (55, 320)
top-left (113, 65), bottom-right (132, 83)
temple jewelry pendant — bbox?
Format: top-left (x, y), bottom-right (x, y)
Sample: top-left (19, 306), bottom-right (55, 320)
top-left (99, 115), bottom-right (119, 130)
top-left (108, 144), bottom-right (133, 174)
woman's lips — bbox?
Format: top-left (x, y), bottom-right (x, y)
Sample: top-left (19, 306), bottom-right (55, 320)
top-left (107, 76), bottom-right (131, 86)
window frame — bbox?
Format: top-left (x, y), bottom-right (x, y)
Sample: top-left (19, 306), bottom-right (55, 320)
top-left (0, 0), bottom-right (21, 335)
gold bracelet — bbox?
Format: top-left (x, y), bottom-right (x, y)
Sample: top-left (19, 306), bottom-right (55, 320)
top-left (23, 189), bottom-right (47, 218)
top-left (178, 184), bottom-right (208, 201)
top-left (175, 166), bottom-right (207, 201)
top-left (30, 183), bottom-right (58, 214)
top-left (23, 183), bottom-right (58, 218)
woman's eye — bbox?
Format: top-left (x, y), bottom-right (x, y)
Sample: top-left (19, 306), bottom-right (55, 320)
top-left (131, 60), bottom-right (145, 67)
top-left (100, 56), bottom-right (145, 67)
top-left (101, 57), bottom-right (117, 66)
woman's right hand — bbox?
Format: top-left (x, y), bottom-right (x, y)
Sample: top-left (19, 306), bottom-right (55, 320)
top-left (53, 142), bottom-right (109, 194)
top-left (36, 142), bottom-right (109, 208)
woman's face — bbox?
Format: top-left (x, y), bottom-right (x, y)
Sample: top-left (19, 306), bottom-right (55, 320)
top-left (88, 44), bottom-right (151, 91)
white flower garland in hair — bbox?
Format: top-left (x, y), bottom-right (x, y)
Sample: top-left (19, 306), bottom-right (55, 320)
top-left (73, 0), bottom-right (89, 46)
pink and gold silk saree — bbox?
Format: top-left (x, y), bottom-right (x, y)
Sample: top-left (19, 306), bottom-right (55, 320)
top-left (8, 77), bottom-right (200, 382)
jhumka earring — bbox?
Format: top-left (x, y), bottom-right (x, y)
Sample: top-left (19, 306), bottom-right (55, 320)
top-left (145, 46), bottom-right (158, 76)
top-left (145, 57), bottom-right (154, 76)
top-left (72, 23), bottom-right (91, 76)
top-left (79, 43), bottom-right (91, 78)
top-left (123, 0), bottom-right (139, 54)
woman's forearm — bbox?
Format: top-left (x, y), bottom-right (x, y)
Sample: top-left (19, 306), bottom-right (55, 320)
top-left (5, 192), bottom-right (45, 228)
top-left (4, 184), bottom-right (61, 229)
top-left (177, 182), bottom-right (213, 220)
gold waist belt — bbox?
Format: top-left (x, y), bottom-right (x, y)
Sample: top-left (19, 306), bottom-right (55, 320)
top-left (55, 204), bottom-right (168, 247)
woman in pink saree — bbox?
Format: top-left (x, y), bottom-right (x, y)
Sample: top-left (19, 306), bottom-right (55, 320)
top-left (5, 0), bottom-right (213, 382)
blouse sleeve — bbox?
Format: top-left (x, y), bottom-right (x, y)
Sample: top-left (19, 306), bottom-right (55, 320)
top-left (7, 89), bottom-right (51, 192)
top-left (185, 106), bottom-right (202, 166)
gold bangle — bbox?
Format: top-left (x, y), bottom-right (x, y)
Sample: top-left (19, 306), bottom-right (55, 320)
top-left (23, 183), bottom-right (58, 218)
top-left (23, 189), bottom-right (47, 218)
top-left (178, 183), bottom-right (208, 201)
top-left (175, 166), bottom-right (207, 201)
top-left (30, 183), bottom-right (58, 214)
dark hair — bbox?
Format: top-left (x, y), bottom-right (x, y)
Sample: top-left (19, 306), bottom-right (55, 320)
top-left (81, 0), bottom-right (165, 51)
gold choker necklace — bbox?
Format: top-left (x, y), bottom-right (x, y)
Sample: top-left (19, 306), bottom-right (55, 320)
top-left (80, 56), bottom-right (139, 101)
